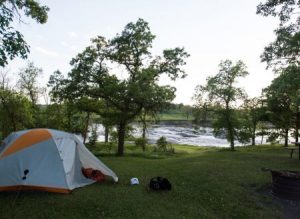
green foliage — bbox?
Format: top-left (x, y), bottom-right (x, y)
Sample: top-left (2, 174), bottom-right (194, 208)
top-left (192, 103), bottom-right (218, 126)
top-left (235, 127), bottom-right (252, 145)
top-left (156, 136), bottom-right (168, 150)
top-left (194, 60), bottom-right (249, 150)
top-left (18, 62), bottom-right (42, 103)
top-left (155, 136), bottom-right (175, 153)
top-left (159, 103), bottom-right (194, 121)
top-left (263, 65), bottom-right (300, 145)
top-left (86, 126), bottom-right (98, 148)
top-left (17, 62), bottom-right (43, 126)
top-left (238, 98), bottom-right (268, 145)
top-left (109, 130), bottom-right (118, 143)
top-left (47, 70), bottom-right (67, 102)
top-left (257, 0), bottom-right (299, 25)
top-left (42, 102), bottom-right (86, 134)
top-left (257, 1), bottom-right (300, 69)
top-left (266, 131), bottom-right (281, 145)
top-left (134, 137), bottom-right (147, 150)
top-left (260, 23), bottom-right (300, 69)
top-left (0, 88), bottom-right (33, 138)
top-left (0, 1), bottom-right (49, 66)
top-left (49, 18), bottom-right (189, 156)
top-left (109, 126), bottom-right (135, 143)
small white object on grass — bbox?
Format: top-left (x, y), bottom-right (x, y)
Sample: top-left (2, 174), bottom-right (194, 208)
top-left (130, 177), bottom-right (139, 185)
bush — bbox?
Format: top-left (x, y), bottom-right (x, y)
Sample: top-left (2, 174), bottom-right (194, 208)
top-left (109, 125), bottom-right (135, 143)
top-left (135, 137), bottom-right (147, 151)
top-left (154, 136), bottom-right (175, 153)
top-left (109, 130), bottom-right (118, 143)
top-left (267, 132), bottom-right (281, 145)
top-left (156, 136), bottom-right (168, 151)
top-left (87, 128), bottom-right (98, 148)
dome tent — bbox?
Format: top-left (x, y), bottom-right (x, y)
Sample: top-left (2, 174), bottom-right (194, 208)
top-left (0, 129), bottom-right (118, 193)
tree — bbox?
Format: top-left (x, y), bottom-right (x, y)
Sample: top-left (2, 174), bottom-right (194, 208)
top-left (257, 1), bottom-right (300, 69)
top-left (240, 97), bottom-right (268, 146)
top-left (0, 70), bottom-right (33, 138)
top-left (0, 0), bottom-right (49, 67)
top-left (0, 88), bottom-right (33, 138)
top-left (257, 1), bottom-right (300, 145)
top-left (192, 90), bottom-right (215, 126)
top-left (257, 1), bottom-right (300, 25)
top-left (17, 62), bottom-right (43, 127)
top-left (194, 60), bottom-right (248, 150)
top-left (48, 70), bottom-right (113, 143)
top-left (263, 65), bottom-right (300, 146)
top-left (137, 108), bottom-right (159, 151)
top-left (74, 97), bottom-right (103, 143)
top-left (180, 104), bottom-right (193, 120)
top-left (18, 62), bottom-right (42, 106)
top-left (53, 18), bottom-right (189, 156)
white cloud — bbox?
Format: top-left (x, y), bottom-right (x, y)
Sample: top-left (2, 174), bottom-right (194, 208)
top-left (84, 28), bottom-right (117, 40)
top-left (60, 41), bottom-right (68, 47)
top-left (84, 31), bottom-right (98, 40)
top-left (68, 31), bottom-right (78, 38)
top-left (32, 34), bottom-right (47, 41)
top-left (35, 46), bottom-right (59, 57)
top-left (60, 41), bottom-right (80, 52)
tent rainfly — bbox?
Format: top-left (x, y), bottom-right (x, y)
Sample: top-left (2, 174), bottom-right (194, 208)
top-left (0, 129), bottom-right (118, 193)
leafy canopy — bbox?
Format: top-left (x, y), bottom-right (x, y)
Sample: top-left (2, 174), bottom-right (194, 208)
top-left (59, 19), bottom-right (189, 121)
top-left (194, 60), bottom-right (248, 149)
top-left (264, 65), bottom-right (300, 125)
top-left (257, 0), bottom-right (300, 69)
top-left (0, 0), bottom-right (49, 67)
top-left (194, 60), bottom-right (248, 107)
top-left (48, 18), bottom-right (189, 155)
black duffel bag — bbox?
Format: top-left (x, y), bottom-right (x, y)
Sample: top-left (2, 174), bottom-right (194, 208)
top-left (149, 176), bottom-right (172, 190)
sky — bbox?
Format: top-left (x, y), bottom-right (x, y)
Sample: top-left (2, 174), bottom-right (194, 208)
top-left (6, 0), bottom-right (279, 105)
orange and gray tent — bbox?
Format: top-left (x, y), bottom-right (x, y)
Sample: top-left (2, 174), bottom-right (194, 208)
top-left (0, 129), bottom-right (118, 193)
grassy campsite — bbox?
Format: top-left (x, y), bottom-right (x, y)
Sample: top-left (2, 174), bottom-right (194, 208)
top-left (2, 1), bottom-right (300, 219)
top-left (0, 144), bottom-right (299, 218)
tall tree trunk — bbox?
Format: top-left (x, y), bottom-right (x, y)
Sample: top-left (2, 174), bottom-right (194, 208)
top-left (142, 126), bottom-right (146, 139)
top-left (261, 135), bottom-right (264, 145)
top-left (229, 126), bottom-right (235, 150)
top-left (140, 112), bottom-right (147, 151)
top-left (225, 103), bottom-right (234, 150)
top-left (1, 122), bottom-right (7, 140)
top-left (295, 111), bottom-right (300, 143)
top-left (104, 125), bottom-right (109, 144)
top-left (142, 122), bottom-right (146, 152)
top-left (117, 121), bottom-right (126, 156)
top-left (251, 123), bottom-right (256, 146)
top-left (67, 109), bottom-right (72, 131)
top-left (251, 135), bottom-right (255, 146)
top-left (284, 128), bottom-right (289, 147)
top-left (83, 112), bottom-right (90, 144)
top-left (12, 117), bottom-right (16, 131)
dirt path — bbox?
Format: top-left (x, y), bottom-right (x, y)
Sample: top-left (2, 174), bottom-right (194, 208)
top-left (258, 185), bottom-right (300, 219)
top-left (274, 197), bottom-right (300, 219)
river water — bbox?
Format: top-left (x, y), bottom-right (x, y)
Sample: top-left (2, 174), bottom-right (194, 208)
top-left (94, 121), bottom-right (266, 147)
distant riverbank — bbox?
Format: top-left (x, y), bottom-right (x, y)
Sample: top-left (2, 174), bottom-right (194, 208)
top-left (94, 121), bottom-right (245, 147)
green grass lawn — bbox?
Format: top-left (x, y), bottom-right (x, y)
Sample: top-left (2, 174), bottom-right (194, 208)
top-left (0, 144), bottom-right (299, 218)
top-left (158, 113), bottom-right (193, 121)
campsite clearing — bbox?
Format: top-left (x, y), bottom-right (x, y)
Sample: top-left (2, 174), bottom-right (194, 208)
top-left (0, 144), bottom-right (299, 218)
